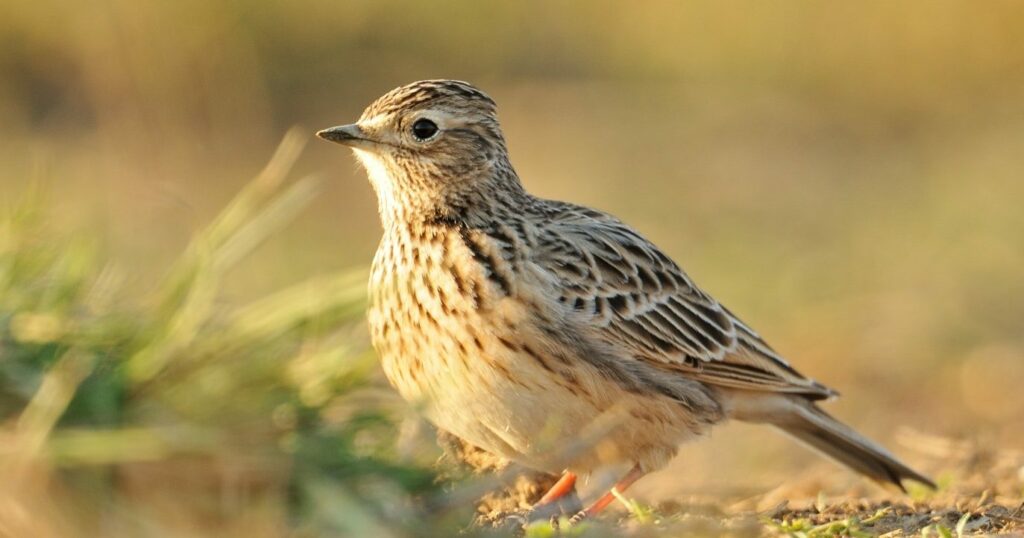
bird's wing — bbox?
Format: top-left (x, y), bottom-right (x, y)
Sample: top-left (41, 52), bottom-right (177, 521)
top-left (531, 202), bottom-right (835, 399)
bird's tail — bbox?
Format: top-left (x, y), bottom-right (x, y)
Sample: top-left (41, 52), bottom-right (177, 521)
top-left (728, 393), bottom-right (935, 491)
top-left (773, 401), bottom-right (935, 491)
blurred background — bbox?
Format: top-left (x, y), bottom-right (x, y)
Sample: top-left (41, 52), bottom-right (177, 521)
top-left (1, 1), bottom-right (1023, 536)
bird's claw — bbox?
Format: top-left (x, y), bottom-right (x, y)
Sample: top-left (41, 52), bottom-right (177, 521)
top-left (568, 510), bottom-right (588, 526)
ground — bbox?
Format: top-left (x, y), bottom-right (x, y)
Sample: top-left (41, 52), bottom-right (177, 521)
top-left (442, 430), bottom-right (1023, 536)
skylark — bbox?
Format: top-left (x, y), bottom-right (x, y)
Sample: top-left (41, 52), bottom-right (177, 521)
top-left (318, 80), bottom-right (934, 520)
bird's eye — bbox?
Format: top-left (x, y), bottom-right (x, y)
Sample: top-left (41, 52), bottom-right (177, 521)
top-left (411, 119), bottom-right (439, 140)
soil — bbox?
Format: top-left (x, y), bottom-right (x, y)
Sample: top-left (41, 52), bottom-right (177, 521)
top-left (439, 430), bottom-right (1024, 536)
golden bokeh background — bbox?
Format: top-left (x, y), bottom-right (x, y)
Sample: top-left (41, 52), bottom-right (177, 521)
top-left (1, 1), bottom-right (1022, 535)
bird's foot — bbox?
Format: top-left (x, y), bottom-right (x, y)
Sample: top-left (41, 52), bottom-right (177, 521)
top-left (568, 509), bottom-right (589, 526)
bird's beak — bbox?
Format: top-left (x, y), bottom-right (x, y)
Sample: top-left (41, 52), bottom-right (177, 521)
top-left (316, 123), bottom-right (375, 148)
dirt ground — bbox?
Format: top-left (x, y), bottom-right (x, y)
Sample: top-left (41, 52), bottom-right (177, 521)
top-left (443, 431), bottom-right (1023, 536)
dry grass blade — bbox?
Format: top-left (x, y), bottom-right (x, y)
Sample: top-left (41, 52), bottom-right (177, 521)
top-left (154, 129), bottom-right (308, 317)
top-left (9, 351), bottom-right (95, 462)
top-left (223, 268), bottom-right (368, 342)
top-left (211, 174), bottom-right (324, 272)
top-left (45, 427), bottom-right (213, 466)
top-left (127, 133), bottom-right (321, 383)
top-left (204, 127), bottom-right (308, 249)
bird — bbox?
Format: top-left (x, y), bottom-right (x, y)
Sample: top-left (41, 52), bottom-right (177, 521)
top-left (317, 79), bottom-right (935, 521)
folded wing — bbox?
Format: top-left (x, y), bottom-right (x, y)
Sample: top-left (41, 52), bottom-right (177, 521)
top-left (532, 202), bottom-right (835, 400)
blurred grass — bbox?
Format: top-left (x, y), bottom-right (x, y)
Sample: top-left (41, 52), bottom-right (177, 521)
top-left (0, 134), bottom-right (475, 537)
top-left (1, 1), bottom-right (1023, 535)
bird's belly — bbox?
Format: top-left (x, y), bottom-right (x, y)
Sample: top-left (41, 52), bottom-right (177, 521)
top-left (371, 299), bottom-right (705, 474)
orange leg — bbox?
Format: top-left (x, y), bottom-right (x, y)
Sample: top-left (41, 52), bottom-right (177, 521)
top-left (571, 464), bottom-right (646, 522)
top-left (534, 471), bottom-right (578, 506)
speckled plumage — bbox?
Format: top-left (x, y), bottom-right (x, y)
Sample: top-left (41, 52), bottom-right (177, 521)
top-left (318, 80), bottom-right (933, 496)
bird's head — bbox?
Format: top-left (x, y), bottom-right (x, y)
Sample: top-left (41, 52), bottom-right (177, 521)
top-left (318, 80), bottom-right (520, 222)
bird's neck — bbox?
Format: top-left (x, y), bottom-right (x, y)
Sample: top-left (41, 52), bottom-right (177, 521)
top-left (373, 165), bottom-right (530, 234)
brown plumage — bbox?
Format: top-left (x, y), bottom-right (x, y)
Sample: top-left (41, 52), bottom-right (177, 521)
top-left (318, 79), bottom-right (934, 519)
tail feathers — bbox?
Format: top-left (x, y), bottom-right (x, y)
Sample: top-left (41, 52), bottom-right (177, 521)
top-left (772, 401), bottom-right (936, 491)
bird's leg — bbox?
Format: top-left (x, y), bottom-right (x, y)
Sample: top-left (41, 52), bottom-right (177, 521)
top-left (534, 471), bottom-right (577, 506)
top-left (518, 471), bottom-right (580, 524)
top-left (570, 464), bottom-right (646, 523)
